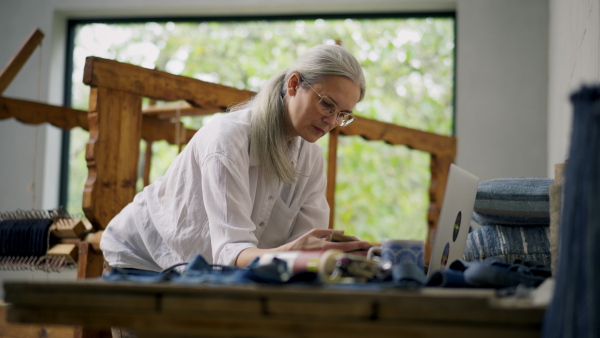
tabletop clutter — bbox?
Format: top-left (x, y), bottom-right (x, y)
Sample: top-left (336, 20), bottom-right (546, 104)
top-left (104, 233), bottom-right (551, 291)
top-left (104, 176), bottom-right (558, 292)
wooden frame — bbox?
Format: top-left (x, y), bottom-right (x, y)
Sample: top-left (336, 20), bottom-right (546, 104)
top-left (1, 48), bottom-right (455, 278)
top-left (81, 56), bottom-right (455, 271)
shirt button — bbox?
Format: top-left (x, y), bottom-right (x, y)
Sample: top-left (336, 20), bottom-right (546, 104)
top-left (259, 222), bottom-right (265, 227)
top-left (268, 196), bottom-right (273, 201)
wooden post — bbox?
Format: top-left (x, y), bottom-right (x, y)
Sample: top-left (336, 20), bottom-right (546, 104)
top-left (326, 128), bottom-right (340, 229)
top-left (143, 140), bottom-right (153, 187)
top-left (82, 86), bottom-right (142, 230)
top-left (76, 242), bottom-right (104, 279)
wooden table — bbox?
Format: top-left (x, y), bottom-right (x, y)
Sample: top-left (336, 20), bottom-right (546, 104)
top-left (3, 280), bottom-right (545, 337)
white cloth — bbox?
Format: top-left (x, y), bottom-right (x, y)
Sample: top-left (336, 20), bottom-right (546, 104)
top-left (100, 109), bottom-right (329, 271)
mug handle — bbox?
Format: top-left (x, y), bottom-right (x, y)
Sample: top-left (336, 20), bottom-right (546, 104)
top-left (367, 246), bottom-right (382, 260)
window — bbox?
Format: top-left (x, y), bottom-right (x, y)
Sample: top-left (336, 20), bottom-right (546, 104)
top-left (64, 14), bottom-right (455, 242)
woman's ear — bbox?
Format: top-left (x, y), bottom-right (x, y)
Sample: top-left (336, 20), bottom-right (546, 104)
top-left (286, 73), bottom-right (301, 97)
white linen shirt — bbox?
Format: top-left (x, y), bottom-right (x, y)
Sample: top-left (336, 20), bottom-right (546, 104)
top-left (100, 108), bottom-right (330, 271)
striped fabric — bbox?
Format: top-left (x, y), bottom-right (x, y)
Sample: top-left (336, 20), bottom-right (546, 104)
top-left (473, 178), bottom-right (554, 226)
top-left (464, 224), bottom-right (551, 267)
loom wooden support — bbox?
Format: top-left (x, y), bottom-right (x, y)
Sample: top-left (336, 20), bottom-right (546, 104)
top-left (82, 87), bottom-right (143, 231)
top-left (0, 28), bottom-right (44, 94)
top-left (326, 128), bottom-right (340, 228)
top-left (76, 242), bottom-right (104, 279)
top-left (0, 96), bottom-right (200, 146)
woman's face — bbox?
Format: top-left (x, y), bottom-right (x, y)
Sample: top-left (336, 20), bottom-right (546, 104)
top-left (284, 73), bottom-right (361, 143)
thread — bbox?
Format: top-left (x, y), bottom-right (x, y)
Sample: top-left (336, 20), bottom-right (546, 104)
top-left (0, 209), bottom-right (78, 272)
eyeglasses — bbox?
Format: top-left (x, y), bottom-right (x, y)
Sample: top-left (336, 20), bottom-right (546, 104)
top-left (303, 81), bottom-right (355, 127)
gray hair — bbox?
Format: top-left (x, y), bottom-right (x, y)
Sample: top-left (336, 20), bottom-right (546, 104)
top-left (233, 44), bottom-right (365, 185)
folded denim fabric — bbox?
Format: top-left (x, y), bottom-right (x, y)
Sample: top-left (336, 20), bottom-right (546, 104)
top-left (426, 269), bottom-right (468, 287)
top-left (464, 224), bottom-right (551, 266)
top-left (391, 262), bottom-right (426, 288)
top-left (425, 259), bottom-right (550, 289)
top-left (474, 178), bottom-right (553, 226)
top-left (461, 259), bottom-right (549, 288)
top-left (102, 254), bottom-right (550, 291)
top-left (176, 255), bottom-right (294, 285)
top-left (102, 267), bottom-right (174, 283)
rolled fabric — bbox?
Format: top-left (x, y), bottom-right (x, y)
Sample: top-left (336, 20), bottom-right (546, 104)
top-left (543, 85), bottom-right (600, 338)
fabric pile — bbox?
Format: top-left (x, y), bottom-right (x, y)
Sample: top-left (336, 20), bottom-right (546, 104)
top-left (463, 178), bottom-right (554, 268)
top-left (103, 253), bottom-right (551, 293)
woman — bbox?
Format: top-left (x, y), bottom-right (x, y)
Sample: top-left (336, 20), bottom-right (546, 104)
top-left (100, 44), bottom-right (371, 271)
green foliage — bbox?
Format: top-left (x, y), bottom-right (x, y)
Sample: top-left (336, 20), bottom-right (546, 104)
top-left (68, 17), bottom-right (454, 242)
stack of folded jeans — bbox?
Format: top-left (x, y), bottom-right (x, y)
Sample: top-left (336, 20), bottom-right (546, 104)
top-left (464, 177), bottom-right (553, 267)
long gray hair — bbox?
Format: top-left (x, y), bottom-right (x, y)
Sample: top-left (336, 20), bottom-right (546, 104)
top-left (233, 44), bottom-right (366, 185)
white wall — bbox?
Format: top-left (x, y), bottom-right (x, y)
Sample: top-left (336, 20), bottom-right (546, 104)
top-left (0, 0), bottom-right (550, 215)
top-left (547, 0), bottom-right (600, 175)
top-left (456, 0), bottom-right (548, 179)
top-left (0, 1), bottom-right (63, 212)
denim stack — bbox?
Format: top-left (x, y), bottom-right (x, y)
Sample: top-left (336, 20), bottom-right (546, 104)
top-left (463, 177), bottom-right (554, 267)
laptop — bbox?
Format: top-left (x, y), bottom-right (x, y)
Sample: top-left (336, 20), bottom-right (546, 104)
top-left (427, 164), bottom-right (479, 277)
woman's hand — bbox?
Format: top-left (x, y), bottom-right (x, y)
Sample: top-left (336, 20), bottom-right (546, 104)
top-left (279, 228), bottom-right (372, 252)
top-left (235, 229), bottom-right (371, 267)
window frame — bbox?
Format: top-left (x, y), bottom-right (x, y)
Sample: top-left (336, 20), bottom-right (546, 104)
top-left (59, 12), bottom-right (457, 214)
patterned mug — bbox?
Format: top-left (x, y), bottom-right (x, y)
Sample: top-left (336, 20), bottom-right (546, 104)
top-left (367, 239), bottom-right (425, 271)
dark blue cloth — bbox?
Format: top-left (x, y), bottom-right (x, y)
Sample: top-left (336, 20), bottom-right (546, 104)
top-left (102, 254), bottom-right (549, 293)
top-left (391, 262), bottom-right (427, 288)
top-left (103, 255), bottom-right (320, 285)
top-left (543, 85), bottom-right (600, 338)
top-left (103, 267), bottom-right (171, 283)
top-left (426, 258), bottom-right (550, 288)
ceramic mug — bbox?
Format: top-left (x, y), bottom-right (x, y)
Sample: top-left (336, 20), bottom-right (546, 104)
top-left (367, 239), bottom-right (425, 270)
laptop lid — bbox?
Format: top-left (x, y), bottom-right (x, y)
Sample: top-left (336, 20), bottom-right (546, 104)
top-left (427, 164), bottom-right (479, 277)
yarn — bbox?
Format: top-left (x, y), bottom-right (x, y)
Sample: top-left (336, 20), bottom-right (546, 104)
top-left (0, 209), bottom-right (75, 272)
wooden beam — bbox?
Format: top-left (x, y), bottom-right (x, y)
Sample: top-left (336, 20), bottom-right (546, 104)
top-left (83, 56), bottom-right (255, 109)
top-left (141, 114), bottom-right (196, 144)
top-left (143, 140), bottom-right (153, 187)
top-left (143, 102), bottom-right (223, 118)
top-left (326, 128), bottom-right (339, 229)
top-left (0, 96), bottom-right (196, 145)
top-left (0, 29), bottom-right (44, 94)
top-left (82, 87), bottom-right (142, 230)
top-left (4, 281), bottom-right (545, 337)
top-left (341, 116), bottom-right (456, 159)
top-left (0, 96), bottom-right (88, 130)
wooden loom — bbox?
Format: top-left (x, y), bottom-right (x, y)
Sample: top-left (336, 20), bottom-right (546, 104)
top-left (0, 29), bottom-right (94, 275)
top-left (1, 29), bottom-right (456, 280)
